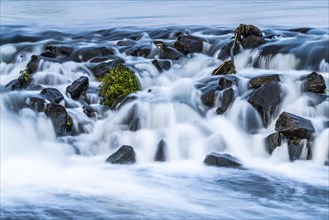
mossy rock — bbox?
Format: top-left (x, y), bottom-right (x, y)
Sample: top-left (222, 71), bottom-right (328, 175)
top-left (98, 63), bottom-right (140, 108)
top-left (212, 61), bottom-right (236, 75)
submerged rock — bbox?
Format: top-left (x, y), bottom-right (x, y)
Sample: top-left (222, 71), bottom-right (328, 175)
top-left (264, 132), bottom-right (282, 155)
top-left (204, 153), bottom-right (242, 168)
top-left (303, 71), bottom-right (326, 93)
top-left (249, 74), bottom-right (280, 88)
top-left (105, 145), bottom-right (136, 164)
top-left (212, 61), bottom-right (236, 75)
top-left (216, 88), bottom-right (234, 114)
top-left (44, 103), bottom-right (72, 136)
top-left (66, 76), bottom-right (89, 99)
top-left (275, 112), bottom-right (315, 139)
top-left (40, 88), bottom-right (64, 103)
top-left (218, 75), bottom-right (239, 90)
top-left (152, 59), bottom-right (171, 72)
top-left (27, 97), bottom-right (46, 112)
top-left (154, 140), bottom-right (167, 162)
top-left (83, 105), bottom-right (96, 118)
top-left (174, 35), bottom-right (203, 54)
top-left (248, 82), bottom-right (282, 127)
top-left (126, 46), bottom-right (151, 57)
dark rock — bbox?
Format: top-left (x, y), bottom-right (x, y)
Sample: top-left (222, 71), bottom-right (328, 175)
top-left (218, 75), bottom-right (239, 90)
top-left (201, 89), bottom-right (217, 108)
top-left (83, 105), bottom-right (96, 117)
top-left (40, 88), bottom-right (64, 103)
top-left (40, 50), bottom-right (57, 58)
top-left (275, 112), bottom-right (315, 139)
top-left (154, 140), bottom-right (167, 162)
top-left (121, 104), bottom-right (141, 131)
top-left (216, 88), bottom-right (234, 114)
top-left (152, 59), bottom-right (171, 72)
top-left (114, 95), bottom-right (138, 110)
top-left (126, 47), bottom-right (151, 57)
top-left (117, 40), bottom-right (136, 47)
top-left (264, 132), bottom-right (281, 155)
top-left (26, 55), bottom-right (40, 74)
top-left (66, 76), bottom-right (89, 99)
top-left (204, 153), bottom-right (242, 167)
top-left (218, 40), bottom-right (240, 60)
top-left (45, 45), bottom-right (73, 57)
top-left (105, 145), bottom-right (136, 164)
top-left (235, 24), bottom-right (262, 38)
top-left (249, 74), bottom-right (280, 88)
top-left (154, 41), bottom-right (184, 60)
top-left (5, 79), bottom-right (21, 91)
top-left (44, 103), bottom-right (72, 136)
top-left (242, 35), bottom-right (266, 49)
top-left (303, 71), bottom-right (326, 93)
top-left (212, 61), bottom-right (236, 75)
top-left (26, 82), bottom-right (44, 91)
top-left (174, 35), bottom-right (203, 54)
top-left (27, 97), bottom-right (46, 112)
top-left (75, 47), bottom-right (114, 62)
top-left (248, 82), bottom-right (282, 127)
top-left (324, 161), bottom-right (329, 166)
top-left (90, 60), bottom-right (123, 78)
top-left (127, 33), bottom-right (144, 41)
top-left (259, 44), bottom-right (283, 56)
top-left (287, 137), bottom-right (303, 161)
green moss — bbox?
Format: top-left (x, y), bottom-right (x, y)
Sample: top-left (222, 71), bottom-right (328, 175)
top-left (98, 63), bottom-right (140, 107)
top-left (20, 70), bottom-right (29, 82)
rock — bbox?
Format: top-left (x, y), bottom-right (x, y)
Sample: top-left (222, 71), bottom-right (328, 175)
top-left (303, 71), bottom-right (326, 93)
top-left (212, 61), bottom-right (236, 75)
top-left (204, 153), bottom-right (242, 167)
top-left (5, 70), bottom-right (31, 91)
top-left (264, 132), bottom-right (281, 155)
top-left (248, 82), bottom-right (282, 127)
top-left (26, 55), bottom-right (40, 74)
top-left (44, 103), bottom-right (72, 136)
top-left (154, 41), bottom-right (184, 60)
top-left (287, 137), bottom-right (304, 161)
top-left (126, 47), bottom-right (151, 57)
top-left (90, 60), bottom-right (123, 78)
top-left (154, 140), bottom-right (167, 162)
top-left (201, 89), bottom-right (217, 108)
top-left (127, 33), bottom-right (144, 41)
top-left (40, 50), bottom-right (57, 58)
top-left (216, 88), bottom-right (234, 114)
top-left (66, 76), bottom-right (89, 99)
top-left (44, 45), bottom-right (73, 57)
top-left (26, 82), bottom-right (44, 91)
top-left (27, 97), bottom-right (46, 112)
top-left (218, 40), bottom-right (240, 60)
top-left (234, 24), bottom-right (262, 38)
top-left (83, 105), bottom-right (96, 117)
top-left (275, 112), bottom-right (315, 139)
top-left (174, 35), bottom-right (203, 54)
top-left (121, 104), bottom-right (141, 131)
top-left (75, 47), bottom-right (114, 62)
top-left (152, 59), bottom-right (171, 72)
top-left (5, 79), bottom-right (21, 91)
top-left (242, 35), bottom-right (266, 49)
top-left (105, 145), bottom-right (136, 164)
top-left (40, 88), bottom-right (64, 103)
top-left (324, 161), bottom-right (329, 166)
top-left (117, 40), bottom-right (136, 47)
top-left (218, 75), bottom-right (238, 90)
top-left (249, 74), bottom-right (280, 88)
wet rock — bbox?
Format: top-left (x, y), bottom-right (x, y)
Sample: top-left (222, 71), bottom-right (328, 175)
top-left (75, 47), bottom-right (114, 62)
top-left (40, 88), bottom-right (64, 103)
top-left (26, 55), bottom-right (40, 74)
top-left (287, 137), bottom-right (304, 161)
top-left (27, 97), bottom-right (46, 112)
top-left (218, 40), bottom-right (240, 61)
top-left (234, 24), bottom-right (262, 38)
top-left (121, 104), bottom-right (141, 131)
top-left (324, 161), bottom-right (329, 166)
top-left (212, 61), bottom-right (236, 75)
top-left (127, 33), bottom-right (144, 41)
top-left (90, 60), bottom-right (123, 78)
top-left (201, 89), bottom-right (217, 108)
top-left (105, 145), bottom-right (136, 164)
top-left (5, 71), bottom-right (31, 91)
top-left (154, 140), bottom-right (167, 162)
top-left (303, 71), bottom-right (326, 93)
top-left (154, 41), bottom-right (184, 60)
top-left (218, 75), bottom-right (239, 90)
top-left (40, 50), bottom-right (57, 58)
top-left (44, 103), bottom-right (72, 136)
top-left (259, 44), bottom-right (283, 57)
top-left (204, 153), bottom-right (242, 168)
top-left (5, 79), bottom-right (22, 91)
top-left (174, 35), bottom-right (203, 54)
top-left (275, 112), bottom-right (315, 139)
top-left (126, 47), bottom-right (151, 57)
top-left (83, 105), bottom-right (96, 118)
top-left (248, 82), bottom-right (282, 127)
top-left (152, 59), bottom-right (171, 72)
top-left (242, 35), bottom-right (266, 49)
top-left (249, 74), bottom-right (280, 88)
top-left (117, 40), bottom-right (136, 47)
top-left (216, 88), bottom-right (234, 114)
top-left (264, 132), bottom-right (281, 155)
top-left (44, 45), bottom-right (73, 57)
top-left (26, 82), bottom-right (44, 91)
top-left (66, 76), bottom-right (89, 99)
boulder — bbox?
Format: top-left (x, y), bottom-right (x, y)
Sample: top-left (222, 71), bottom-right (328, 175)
top-left (152, 59), bottom-right (171, 72)
top-left (249, 74), bottom-right (280, 88)
top-left (40, 88), bottom-right (64, 103)
top-left (75, 47), bottom-right (114, 62)
top-left (66, 76), bottom-right (89, 99)
top-left (212, 61), bottom-right (236, 75)
top-left (121, 104), bottom-right (141, 131)
top-left (287, 138), bottom-right (304, 161)
top-left (40, 50), bottom-right (57, 58)
top-left (242, 35), bottom-right (266, 49)
top-left (275, 112), bottom-right (315, 139)
top-left (264, 132), bottom-right (281, 155)
top-left (248, 82), bottom-right (282, 127)
top-left (26, 82), bottom-right (43, 91)
top-left (105, 145), bottom-right (136, 164)
top-left (174, 35), bottom-right (203, 54)
top-left (216, 88), bottom-right (234, 114)
top-left (26, 55), bottom-right (40, 74)
top-left (5, 79), bottom-right (22, 91)
top-left (126, 47), bottom-right (151, 57)
top-left (325, 161), bottom-right (329, 166)
top-left (234, 24), bottom-right (262, 39)
top-left (218, 40), bottom-right (240, 61)
top-left (204, 153), bottom-right (242, 167)
top-left (218, 75), bottom-right (239, 90)
top-left (303, 71), bottom-right (326, 93)
top-left (201, 89), bottom-right (217, 108)
top-left (90, 60), bottom-right (123, 78)
top-left (27, 97), bottom-right (46, 112)
top-left (154, 41), bottom-right (184, 60)
top-left (83, 105), bottom-right (96, 118)
top-left (154, 140), bottom-right (167, 162)
top-left (44, 45), bottom-right (73, 58)
top-left (44, 103), bottom-right (72, 136)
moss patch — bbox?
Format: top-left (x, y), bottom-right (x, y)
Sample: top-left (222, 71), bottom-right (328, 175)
top-left (20, 70), bottom-right (30, 83)
top-left (98, 63), bottom-right (140, 107)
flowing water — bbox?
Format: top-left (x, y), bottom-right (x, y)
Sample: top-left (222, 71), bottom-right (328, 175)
top-left (1, 0), bottom-right (329, 219)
